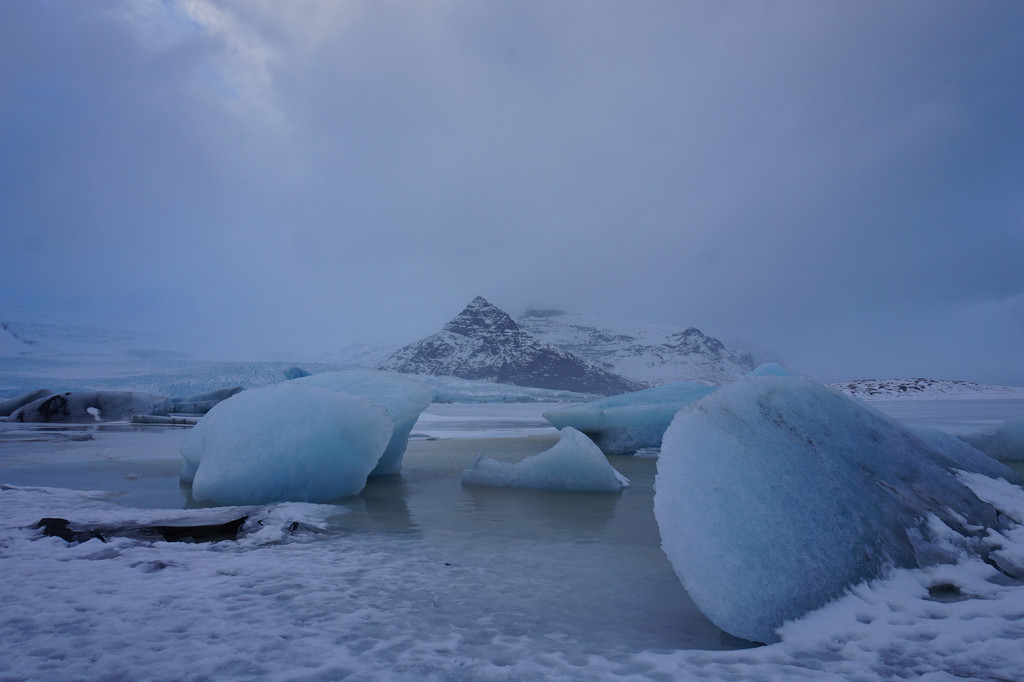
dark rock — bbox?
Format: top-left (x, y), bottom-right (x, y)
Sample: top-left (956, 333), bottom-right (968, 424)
top-left (35, 515), bottom-right (250, 544)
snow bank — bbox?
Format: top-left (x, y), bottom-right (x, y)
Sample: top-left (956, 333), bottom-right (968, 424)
top-left (543, 382), bottom-right (716, 454)
top-left (292, 369), bottom-right (431, 475)
top-left (655, 374), bottom-right (1018, 644)
top-left (958, 417), bottom-right (1024, 461)
top-left (186, 383), bottom-right (393, 505)
top-left (462, 427), bottom-right (629, 491)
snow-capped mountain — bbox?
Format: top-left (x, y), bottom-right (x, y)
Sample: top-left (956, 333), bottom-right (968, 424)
top-left (378, 297), bottom-right (642, 396)
top-left (831, 378), bottom-right (1024, 400)
top-left (517, 309), bottom-right (757, 386)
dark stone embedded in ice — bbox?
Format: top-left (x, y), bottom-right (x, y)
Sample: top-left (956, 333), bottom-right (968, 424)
top-left (35, 515), bottom-right (250, 544)
top-left (12, 391), bottom-right (174, 423)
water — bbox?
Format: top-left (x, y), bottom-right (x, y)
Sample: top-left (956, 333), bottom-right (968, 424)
top-left (0, 414), bottom-right (748, 653)
top-left (867, 398), bottom-right (1024, 434)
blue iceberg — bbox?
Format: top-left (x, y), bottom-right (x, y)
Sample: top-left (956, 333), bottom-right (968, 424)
top-left (462, 427), bottom-right (629, 491)
top-left (543, 382), bottom-right (716, 454)
top-left (654, 374), bottom-right (1017, 644)
top-left (186, 382), bottom-right (393, 506)
top-left (292, 370), bottom-right (431, 475)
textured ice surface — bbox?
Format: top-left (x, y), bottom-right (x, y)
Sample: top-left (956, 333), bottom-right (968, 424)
top-left (543, 382), bottom-right (716, 454)
top-left (169, 386), bottom-right (243, 414)
top-left (655, 375), bottom-right (1017, 644)
top-left (0, 388), bottom-right (54, 416)
top-left (10, 391), bottom-right (173, 423)
top-left (187, 383), bottom-right (392, 505)
top-left (747, 362), bottom-right (791, 377)
top-left (462, 427), bottom-right (629, 491)
top-left (292, 370), bottom-right (431, 475)
top-left (959, 417), bottom-right (1024, 461)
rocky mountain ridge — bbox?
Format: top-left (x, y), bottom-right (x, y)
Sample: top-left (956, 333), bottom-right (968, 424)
top-left (378, 297), bottom-right (642, 396)
top-left (517, 309), bottom-right (757, 386)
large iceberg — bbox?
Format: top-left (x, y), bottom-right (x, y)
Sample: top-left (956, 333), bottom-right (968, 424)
top-left (958, 417), bottom-right (1024, 461)
top-left (170, 386), bottom-right (244, 414)
top-left (462, 427), bottom-right (629, 491)
top-left (654, 375), bottom-right (1018, 644)
top-left (10, 391), bottom-right (173, 423)
top-left (292, 370), bottom-right (431, 475)
top-left (185, 383), bottom-right (393, 505)
top-left (543, 382), bottom-right (716, 454)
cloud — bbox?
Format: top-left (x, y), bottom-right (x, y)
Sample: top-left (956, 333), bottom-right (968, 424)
top-left (1, 1), bottom-right (1022, 381)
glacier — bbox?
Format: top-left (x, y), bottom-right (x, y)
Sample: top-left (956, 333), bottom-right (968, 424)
top-left (291, 369), bottom-right (431, 475)
top-left (186, 383), bottom-right (393, 505)
top-left (10, 390), bottom-right (173, 423)
top-left (461, 427), bottom-right (629, 491)
top-left (654, 374), bottom-right (1019, 644)
top-left (543, 381), bottom-right (717, 454)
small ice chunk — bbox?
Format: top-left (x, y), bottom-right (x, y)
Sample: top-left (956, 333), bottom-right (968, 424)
top-left (188, 383), bottom-right (393, 505)
top-left (293, 370), bottom-right (431, 475)
top-left (462, 427), bottom-right (629, 491)
top-left (655, 375), bottom-right (1017, 644)
top-left (543, 382), bottom-right (716, 454)
top-left (958, 417), bottom-right (1024, 461)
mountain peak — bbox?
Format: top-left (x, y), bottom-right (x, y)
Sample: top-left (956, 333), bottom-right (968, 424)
top-left (379, 298), bottom-right (641, 395)
top-left (443, 296), bottom-right (519, 337)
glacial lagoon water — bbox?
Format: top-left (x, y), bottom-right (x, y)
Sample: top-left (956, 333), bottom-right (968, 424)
top-left (0, 405), bottom-right (747, 654)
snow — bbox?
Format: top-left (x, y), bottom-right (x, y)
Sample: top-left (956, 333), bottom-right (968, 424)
top-left (186, 383), bottom-right (393, 505)
top-left (833, 377), bottom-right (1024, 400)
top-left (292, 369), bottom-right (431, 475)
top-left (462, 427), bottom-right (629, 491)
top-left (959, 417), bottom-right (1024, 461)
top-left (543, 381), bottom-right (716, 454)
top-left (517, 309), bottom-right (756, 386)
top-left (655, 374), bottom-right (1019, 644)
top-left (2, 401), bottom-right (1024, 679)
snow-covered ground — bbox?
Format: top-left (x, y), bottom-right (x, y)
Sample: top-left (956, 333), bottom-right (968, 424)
top-left (2, 401), bottom-right (1024, 679)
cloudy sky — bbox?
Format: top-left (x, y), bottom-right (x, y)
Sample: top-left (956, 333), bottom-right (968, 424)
top-left (2, 1), bottom-right (1022, 384)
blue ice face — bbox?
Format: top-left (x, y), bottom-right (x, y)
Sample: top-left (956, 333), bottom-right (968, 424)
top-left (655, 375), bottom-right (1017, 644)
top-left (543, 382), bottom-right (716, 454)
top-left (185, 382), bottom-right (393, 505)
top-left (293, 369), bottom-right (431, 475)
top-left (462, 427), bottom-right (629, 492)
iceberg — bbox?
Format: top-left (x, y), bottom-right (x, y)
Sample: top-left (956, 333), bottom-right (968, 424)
top-left (462, 427), bottom-right (629, 491)
top-left (10, 391), bottom-right (173, 423)
top-left (187, 383), bottom-right (393, 506)
top-left (543, 382), bottom-right (716, 454)
top-left (958, 417), bottom-right (1024, 461)
top-left (747, 362), bottom-right (791, 377)
top-left (654, 375), bottom-right (1018, 644)
top-left (292, 370), bottom-right (431, 475)
top-left (170, 386), bottom-right (244, 414)
top-left (0, 389), bottom-right (54, 417)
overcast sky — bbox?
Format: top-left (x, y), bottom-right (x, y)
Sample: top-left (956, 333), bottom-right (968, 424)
top-left (2, 1), bottom-right (1022, 384)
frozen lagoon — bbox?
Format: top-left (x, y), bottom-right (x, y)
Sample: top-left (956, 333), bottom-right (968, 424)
top-left (2, 399), bottom-right (1024, 679)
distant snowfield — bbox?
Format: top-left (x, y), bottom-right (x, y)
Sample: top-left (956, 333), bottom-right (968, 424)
top-left (3, 401), bottom-right (1024, 679)
top-left (833, 377), bottom-right (1024, 400)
